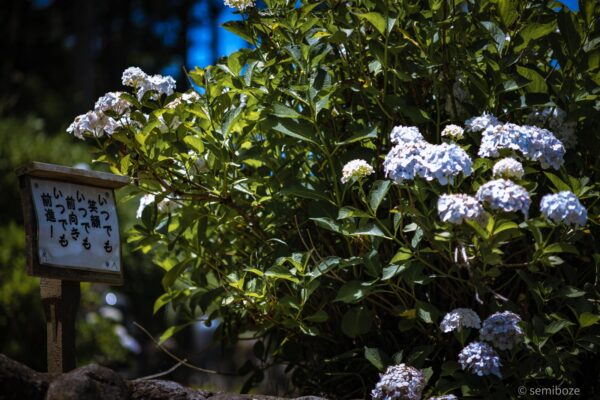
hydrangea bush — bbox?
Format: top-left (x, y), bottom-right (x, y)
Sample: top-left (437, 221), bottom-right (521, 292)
top-left (67, 0), bottom-right (600, 398)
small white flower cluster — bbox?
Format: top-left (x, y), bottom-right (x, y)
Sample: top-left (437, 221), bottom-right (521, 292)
top-left (341, 159), bottom-right (375, 183)
top-left (437, 194), bottom-right (486, 225)
top-left (224, 0), bottom-right (255, 11)
top-left (384, 126), bottom-right (472, 185)
top-left (465, 113), bottom-right (500, 133)
top-left (390, 125), bottom-right (424, 145)
top-left (458, 341), bottom-right (502, 378)
top-left (478, 122), bottom-right (565, 170)
top-left (492, 157), bottom-right (524, 179)
top-left (479, 311), bottom-right (524, 350)
top-left (527, 107), bottom-right (577, 149)
top-left (440, 308), bottom-right (482, 333)
top-left (540, 191), bottom-right (587, 227)
top-left (441, 124), bottom-right (464, 140)
top-left (166, 91), bottom-right (201, 109)
top-left (476, 179), bottom-right (530, 216)
top-left (136, 193), bottom-right (180, 219)
top-left (67, 91), bottom-right (132, 139)
top-left (371, 364), bottom-right (426, 400)
top-left (122, 66), bottom-right (176, 101)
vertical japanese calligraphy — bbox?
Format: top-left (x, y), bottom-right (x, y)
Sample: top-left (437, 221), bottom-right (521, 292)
top-left (31, 179), bottom-right (120, 272)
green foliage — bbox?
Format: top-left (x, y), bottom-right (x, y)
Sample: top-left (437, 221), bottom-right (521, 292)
top-left (78, 0), bottom-right (600, 397)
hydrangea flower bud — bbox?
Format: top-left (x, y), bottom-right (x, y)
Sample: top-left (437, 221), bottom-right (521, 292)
top-left (492, 157), bottom-right (524, 179)
top-left (341, 159), bottom-right (375, 183)
top-left (441, 124), bottom-right (464, 140)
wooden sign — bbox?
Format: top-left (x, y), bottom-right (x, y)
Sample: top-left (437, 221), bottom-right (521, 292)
top-left (16, 161), bottom-right (129, 373)
top-left (17, 162), bottom-right (129, 285)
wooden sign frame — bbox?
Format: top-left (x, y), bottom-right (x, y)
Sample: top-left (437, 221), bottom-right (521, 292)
top-left (17, 162), bottom-right (130, 285)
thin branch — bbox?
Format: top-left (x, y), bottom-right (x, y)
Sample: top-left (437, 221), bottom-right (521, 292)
top-left (134, 359), bottom-right (187, 381)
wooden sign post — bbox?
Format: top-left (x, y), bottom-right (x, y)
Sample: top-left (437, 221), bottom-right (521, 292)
top-left (16, 162), bottom-right (129, 374)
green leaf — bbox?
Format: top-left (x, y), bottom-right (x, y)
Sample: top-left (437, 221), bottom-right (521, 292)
top-left (338, 206), bottom-right (373, 219)
top-left (382, 263), bottom-right (407, 280)
top-left (544, 172), bottom-right (571, 192)
top-left (390, 248), bottom-right (412, 263)
top-left (264, 117), bottom-right (318, 145)
top-left (335, 280), bottom-right (374, 303)
top-left (272, 102), bottom-right (305, 119)
top-left (281, 185), bottom-right (332, 202)
top-left (579, 312), bottom-right (600, 328)
top-left (351, 223), bottom-right (388, 238)
top-left (497, 0), bottom-right (518, 28)
top-left (183, 136), bottom-right (205, 153)
top-left (516, 66), bottom-right (548, 93)
top-left (341, 306), bottom-right (373, 337)
top-left (416, 301), bottom-right (440, 324)
top-left (265, 264), bottom-right (300, 283)
top-left (357, 12), bottom-right (386, 36)
top-left (364, 347), bottom-right (391, 371)
top-left (335, 126), bottom-right (377, 146)
top-left (305, 309), bottom-right (329, 323)
top-left (311, 217), bottom-right (343, 233)
top-left (368, 180), bottom-right (391, 212)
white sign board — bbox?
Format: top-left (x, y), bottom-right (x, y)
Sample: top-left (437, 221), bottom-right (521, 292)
top-left (31, 178), bottom-right (121, 273)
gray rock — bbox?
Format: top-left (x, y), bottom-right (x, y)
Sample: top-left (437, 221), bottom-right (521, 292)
top-left (0, 353), bottom-right (51, 400)
top-left (130, 379), bottom-right (211, 400)
top-left (45, 364), bottom-right (128, 400)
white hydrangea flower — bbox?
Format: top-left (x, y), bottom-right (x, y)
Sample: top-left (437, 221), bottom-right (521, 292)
top-left (428, 395), bottom-right (458, 400)
top-left (480, 311), bottom-right (524, 350)
top-left (437, 194), bottom-right (486, 225)
top-left (492, 157), bottom-right (524, 179)
top-left (476, 179), bottom-right (530, 216)
top-left (94, 91), bottom-right (131, 114)
top-left (440, 308), bottom-right (481, 333)
top-left (67, 111), bottom-right (112, 139)
top-left (465, 113), bottom-right (501, 133)
top-left (441, 124), bottom-right (464, 140)
top-left (121, 66), bottom-right (176, 100)
top-left (136, 193), bottom-right (180, 218)
top-left (478, 123), bottom-right (565, 170)
top-left (390, 125), bottom-right (424, 145)
top-left (341, 159), bottom-right (375, 183)
top-left (371, 364), bottom-right (426, 400)
top-left (224, 0), bottom-right (255, 11)
top-left (458, 341), bottom-right (502, 378)
top-left (540, 191), bottom-right (587, 227)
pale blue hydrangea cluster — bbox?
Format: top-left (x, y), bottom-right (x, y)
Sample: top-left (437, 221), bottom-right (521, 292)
top-left (384, 127), bottom-right (472, 186)
top-left (492, 157), bottom-right (524, 179)
top-left (464, 113), bottom-right (500, 133)
top-left (476, 179), bottom-right (530, 216)
top-left (122, 66), bottom-right (176, 101)
top-left (371, 364), bottom-right (426, 400)
top-left (440, 308), bottom-right (482, 332)
top-left (480, 311), bottom-right (524, 350)
top-left (478, 123), bottom-right (565, 170)
top-left (540, 191), bottom-right (587, 227)
top-left (437, 194), bottom-right (485, 225)
top-left (458, 341), bottom-right (502, 378)
top-left (390, 125), bottom-right (424, 144)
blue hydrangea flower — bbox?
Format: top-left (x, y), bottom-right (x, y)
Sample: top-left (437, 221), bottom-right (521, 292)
top-left (480, 311), bottom-right (524, 350)
top-left (440, 308), bottom-right (481, 332)
top-left (390, 125), bottom-right (424, 145)
top-left (428, 396), bottom-right (458, 400)
top-left (465, 113), bottom-right (501, 133)
top-left (476, 179), bottom-right (530, 216)
top-left (420, 143), bottom-right (473, 185)
top-left (371, 364), bottom-right (426, 400)
top-left (384, 142), bottom-right (431, 182)
top-left (540, 191), bottom-right (587, 227)
top-left (458, 341), bottom-right (502, 378)
top-left (478, 123), bottom-right (565, 170)
top-left (437, 194), bottom-right (486, 225)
